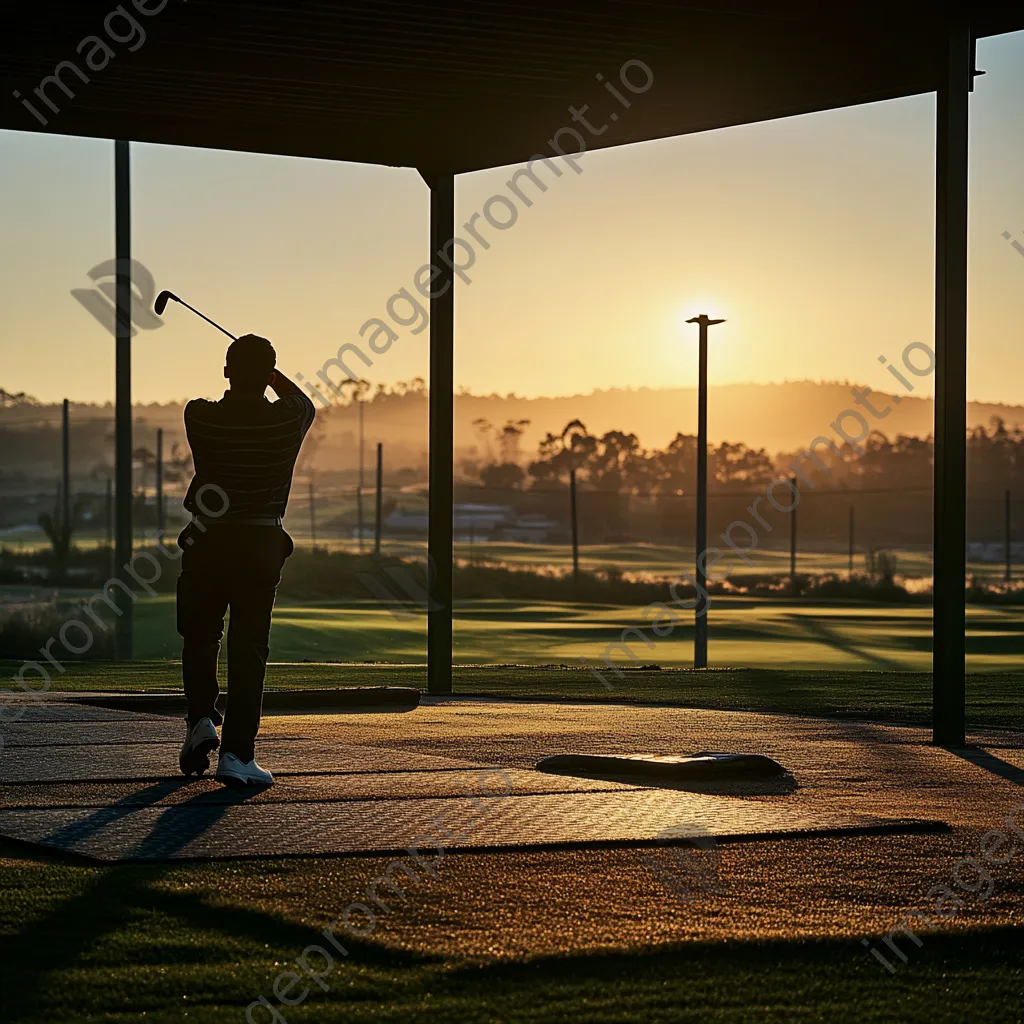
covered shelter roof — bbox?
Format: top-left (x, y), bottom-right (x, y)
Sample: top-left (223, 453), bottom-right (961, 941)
top-left (2, 2), bottom-right (1022, 172)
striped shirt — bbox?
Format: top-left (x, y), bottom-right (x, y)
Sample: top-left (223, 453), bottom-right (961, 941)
top-left (182, 391), bottom-right (315, 521)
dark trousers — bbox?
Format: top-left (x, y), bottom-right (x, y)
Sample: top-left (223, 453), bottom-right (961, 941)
top-left (176, 524), bottom-right (293, 762)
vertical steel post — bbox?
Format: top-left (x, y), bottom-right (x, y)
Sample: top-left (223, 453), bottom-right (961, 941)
top-left (426, 171), bottom-right (455, 694)
top-left (932, 24), bottom-right (971, 746)
top-left (61, 398), bottom-right (70, 538)
top-left (848, 504), bottom-right (855, 575)
top-left (309, 476), bottom-right (317, 552)
top-left (569, 466), bottom-right (579, 584)
top-left (156, 426), bottom-right (164, 538)
top-left (357, 396), bottom-right (364, 553)
top-left (790, 477), bottom-right (798, 586)
top-left (114, 139), bottom-right (134, 660)
top-left (374, 442), bottom-right (383, 558)
top-left (106, 477), bottom-right (114, 576)
top-left (1005, 489), bottom-right (1012, 583)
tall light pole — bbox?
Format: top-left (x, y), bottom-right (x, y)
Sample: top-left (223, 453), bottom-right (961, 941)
top-left (375, 441), bottom-right (384, 558)
top-left (61, 399), bottom-right (70, 538)
top-left (686, 314), bottom-right (725, 669)
top-left (339, 378), bottom-right (368, 552)
top-left (561, 419), bottom-right (587, 585)
top-left (357, 391), bottom-right (365, 551)
top-left (789, 474), bottom-right (798, 588)
top-left (1005, 489), bottom-right (1012, 583)
top-left (156, 427), bottom-right (165, 538)
top-left (848, 504), bottom-right (855, 576)
top-left (308, 474), bottom-right (317, 551)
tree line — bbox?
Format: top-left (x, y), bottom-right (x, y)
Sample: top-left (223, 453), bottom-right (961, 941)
top-left (470, 417), bottom-right (1024, 496)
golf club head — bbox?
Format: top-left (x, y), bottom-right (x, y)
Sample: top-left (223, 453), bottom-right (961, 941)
top-left (154, 290), bottom-right (178, 316)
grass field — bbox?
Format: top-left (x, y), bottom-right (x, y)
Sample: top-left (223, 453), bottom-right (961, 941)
top-left (5, 526), bottom-right (1020, 583)
top-left (6, 581), bottom-right (1023, 726)
top-left (449, 540), bottom-right (956, 582)
top-left (9, 660), bottom-right (1023, 731)
top-left (121, 595), bottom-right (1024, 674)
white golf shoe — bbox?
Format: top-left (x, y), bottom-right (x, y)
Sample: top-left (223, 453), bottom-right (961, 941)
top-left (179, 717), bottom-right (220, 776)
top-left (215, 751), bottom-right (274, 787)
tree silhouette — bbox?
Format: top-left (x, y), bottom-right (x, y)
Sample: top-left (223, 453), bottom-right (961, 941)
top-left (711, 440), bottom-right (774, 490)
top-left (472, 418), bottom-right (531, 489)
top-left (0, 389), bottom-right (36, 407)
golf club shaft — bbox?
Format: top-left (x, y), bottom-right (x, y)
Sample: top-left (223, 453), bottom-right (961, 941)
top-left (176, 297), bottom-right (237, 340)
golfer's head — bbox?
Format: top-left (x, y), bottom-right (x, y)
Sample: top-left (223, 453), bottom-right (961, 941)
top-left (225, 334), bottom-right (276, 389)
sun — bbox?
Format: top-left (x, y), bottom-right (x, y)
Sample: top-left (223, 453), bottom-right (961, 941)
top-left (665, 299), bottom-right (740, 384)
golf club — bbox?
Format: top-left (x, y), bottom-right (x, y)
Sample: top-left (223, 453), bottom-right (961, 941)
top-left (155, 290), bottom-right (237, 340)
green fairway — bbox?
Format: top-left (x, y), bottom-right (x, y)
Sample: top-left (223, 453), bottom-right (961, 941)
top-left (6, 528), bottom-right (1018, 584)
top-left (126, 595), bottom-right (1024, 675)
top-left (448, 538), bottom-right (949, 580)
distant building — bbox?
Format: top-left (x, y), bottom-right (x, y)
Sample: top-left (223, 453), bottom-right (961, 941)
top-left (383, 502), bottom-right (558, 542)
top-left (499, 512), bottom-right (559, 543)
top-left (967, 541), bottom-right (1024, 563)
top-left (382, 507), bottom-right (429, 534)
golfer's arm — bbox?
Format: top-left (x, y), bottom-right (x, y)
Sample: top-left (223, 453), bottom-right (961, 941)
top-left (269, 370), bottom-right (304, 399)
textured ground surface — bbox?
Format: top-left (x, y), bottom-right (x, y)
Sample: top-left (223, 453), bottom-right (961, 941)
top-left (0, 695), bottom-right (948, 861)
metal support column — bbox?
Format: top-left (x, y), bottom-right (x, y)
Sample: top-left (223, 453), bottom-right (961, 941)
top-left (932, 25), bottom-right (972, 746)
top-left (114, 139), bottom-right (134, 660)
top-left (425, 171), bottom-right (454, 694)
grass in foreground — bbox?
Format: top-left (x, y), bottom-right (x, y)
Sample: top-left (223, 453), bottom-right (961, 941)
top-left (1, 837), bottom-right (1022, 1023)
top-left (8, 660), bottom-right (1024, 731)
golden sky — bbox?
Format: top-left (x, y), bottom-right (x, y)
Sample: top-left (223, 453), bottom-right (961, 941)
top-left (2, 31), bottom-right (1023, 408)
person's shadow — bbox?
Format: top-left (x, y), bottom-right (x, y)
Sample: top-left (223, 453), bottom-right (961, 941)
top-left (0, 822), bottom-right (435, 1024)
top-left (41, 777), bottom-right (261, 861)
top-left (129, 783), bottom-right (261, 860)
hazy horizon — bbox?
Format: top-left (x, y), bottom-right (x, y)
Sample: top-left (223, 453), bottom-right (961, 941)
top-left (2, 31), bottom-right (1022, 415)
top-left (7, 380), bottom-right (1024, 463)
top-left (8, 376), bottom-right (1024, 412)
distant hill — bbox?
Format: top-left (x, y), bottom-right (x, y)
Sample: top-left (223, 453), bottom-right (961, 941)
top-left (471, 381), bottom-right (1024, 454)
